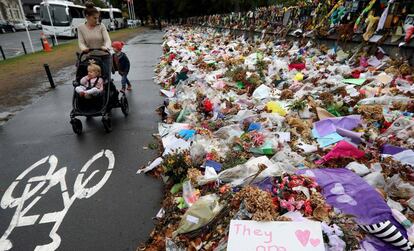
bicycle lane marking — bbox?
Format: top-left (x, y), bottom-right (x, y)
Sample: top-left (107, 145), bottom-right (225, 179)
top-left (0, 149), bottom-right (115, 251)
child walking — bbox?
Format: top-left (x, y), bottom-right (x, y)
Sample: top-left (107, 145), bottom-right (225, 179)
top-left (76, 63), bottom-right (104, 98)
top-left (112, 41), bottom-right (131, 92)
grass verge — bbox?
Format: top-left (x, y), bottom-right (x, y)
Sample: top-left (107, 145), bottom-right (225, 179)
top-left (0, 27), bottom-right (147, 111)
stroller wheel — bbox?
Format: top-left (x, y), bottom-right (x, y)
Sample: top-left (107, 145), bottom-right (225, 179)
top-left (102, 116), bottom-right (112, 133)
top-left (70, 118), bottom-right (83, 134)
top-left (120, 96), bottom-right (129, 116)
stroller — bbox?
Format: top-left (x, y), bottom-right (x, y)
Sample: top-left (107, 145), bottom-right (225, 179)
top-left (70, 49), bottom-right (129, 134)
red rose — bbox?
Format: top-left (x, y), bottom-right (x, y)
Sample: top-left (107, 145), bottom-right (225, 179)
top-left (203, 99), bottom-right (213, 113)
top-left (304, 200), bottom-right (313, 216)
top-left (168, 53), bottom-right (176, 62)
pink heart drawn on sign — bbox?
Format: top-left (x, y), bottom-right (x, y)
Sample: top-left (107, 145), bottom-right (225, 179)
top-left (310, 238), bottom-right (321, 247)
top-left (295, 230), bottom-right (310, 247)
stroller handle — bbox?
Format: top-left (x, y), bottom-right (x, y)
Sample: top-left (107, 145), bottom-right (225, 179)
top-left (79, 48), bottom-right (110, 59)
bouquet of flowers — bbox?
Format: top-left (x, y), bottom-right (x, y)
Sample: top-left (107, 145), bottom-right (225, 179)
top-left (237, 131), bottom-right (267, 151)
top-left (255, 174), bottom-right (329, 217)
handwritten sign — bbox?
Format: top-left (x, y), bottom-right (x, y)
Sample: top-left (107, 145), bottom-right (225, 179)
top-left (227, 220), bottom-right (324, 251)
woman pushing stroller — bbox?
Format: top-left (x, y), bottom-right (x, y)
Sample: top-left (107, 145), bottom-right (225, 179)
top-left (70, 1), bottom-right (129, 134)
top-left (77, 2), bottom-right (111, 77)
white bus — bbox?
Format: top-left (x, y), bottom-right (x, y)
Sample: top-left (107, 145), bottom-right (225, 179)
top-left (37, 0), bottom-right (84, 37)
top-left (101, 8), bottom-right (124, 30)
top-left (36, 1), bottom-right (122, 38)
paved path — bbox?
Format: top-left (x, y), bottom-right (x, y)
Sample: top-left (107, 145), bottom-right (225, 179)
top-left (0, 29), bottom-right (75, 59)
top-left (0, 30), bottom-right (164, 251)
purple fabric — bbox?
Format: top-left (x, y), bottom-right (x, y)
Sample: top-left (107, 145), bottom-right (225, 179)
top-left (313, 115), bottom-right (361, 137)
top-left (361, 234), bottom-right (405, 251)
top-left (336, 127), bottom-right (363, 144)
top-left (297, 168), bottom-right (390, 225)
top-left (253, 177), bottom-right (273, 192)
top-left (381, 144), bottom-right (406, 155)
top-left (297, 168), bottom-right (408, 250)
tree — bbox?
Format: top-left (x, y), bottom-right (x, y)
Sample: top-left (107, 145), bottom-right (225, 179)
top-left (109, 0), bottom-right (124, 8)
top-left (128, 0), bottom-right (277, 24)
top-left (134, 0), bottom-right (149, 24)
top-left (92, 0), bottom-right (107, 8)
top-left (73, 0), bottom-right (108, 7)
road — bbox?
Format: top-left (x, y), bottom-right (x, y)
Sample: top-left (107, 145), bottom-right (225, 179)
top-left (0, 29), bottom-right (74, 59)
top-left (0, 30), bottom-right (163, 251)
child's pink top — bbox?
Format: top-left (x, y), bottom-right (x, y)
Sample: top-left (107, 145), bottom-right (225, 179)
top-left (80, 76), bottom-right (104, 92)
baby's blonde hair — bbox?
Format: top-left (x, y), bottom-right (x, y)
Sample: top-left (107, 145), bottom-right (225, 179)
top-left (87, 64), bottom-right (101, 76)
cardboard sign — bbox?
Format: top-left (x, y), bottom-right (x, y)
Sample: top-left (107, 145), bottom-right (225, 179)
top-left (227, 220), bottom-right (324, 251)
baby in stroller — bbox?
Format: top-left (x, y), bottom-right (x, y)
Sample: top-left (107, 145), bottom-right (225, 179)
top-left (75, 63), bottom-right (104, 99)
top-left (70, 49), bottom-right (129, 134)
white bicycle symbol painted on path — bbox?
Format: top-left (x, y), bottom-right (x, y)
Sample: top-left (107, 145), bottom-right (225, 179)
top-left (0, 149), bottom-right (115, 251)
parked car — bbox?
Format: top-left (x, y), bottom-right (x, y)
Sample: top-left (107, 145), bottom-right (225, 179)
top-left (13, 20), bottom-right (37, 31)
top-left (0, 20), bottom-right (16, 33)
top-left (34, 20), bottom-right (42, 29)
top-left (127, 19), bottom-right (140, 27)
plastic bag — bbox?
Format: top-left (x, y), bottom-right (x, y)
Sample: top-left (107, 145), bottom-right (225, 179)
top-left (260, 113), bottom-right (284, 130)
top-left (336, 50), bottom-right (349, 62)
top-left (375, 72), bottom-right (393, 85)
top-left (296, 140), bottom-right (318, 153)
top-left (385, 174), bottom-right (414, 199)
top-left (271, 146), bottom-right (304, 172)
top-left (288, 63), bottom-right (306, 71)
top-left (137, 157), bottom-right (163, 174)
top-left (245, 53), bottom-right (259, 70)
top-left (177, 129), bottom-right (196, 140)
top-left (173, 194), bottom-right (223, 237)
top-left (346, 162), bottom-right (370, 176)
top-left (249, 140), bottom-right (275, 155)
top-left (265, 101), bottom-right (287, 116)
top-left (407, 197), bottom-right (414, 210)
top-left (176, 106), bottom-right (190, 122)
top-left (214, 124), bottom-right (244, 141)
top-left (231, 110), bottom-right (257, 122)
top-left (387, 198), bottom-right (404, 212)
top-left (190, 142), bottom-right (207, 166)
top-left (182, 180), bottom-right (198, 207)
top-left (294, 72), bottom-right (304, 81)
top-left (218, 156), bottom-right (284, 186)
top-left (166, 238), bottom-right (186, 251)
top-left (380, 117), bottom-right (414, 139)
top-left (197, 166), bottom-right (219, 185)
top-left (358, 95), bottom-right (411, 105)
top-left (212, 80), bottom-right (226, 90)
top-left (252, 84), bottom-right (271, 100)
top-left (363, 171), bottom-right (386, 189)
top-left (316, 107), bottom-right (335, 120)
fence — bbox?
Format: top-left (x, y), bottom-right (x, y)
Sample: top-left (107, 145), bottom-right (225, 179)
top-left (195, 25), bottom-right (414, 65)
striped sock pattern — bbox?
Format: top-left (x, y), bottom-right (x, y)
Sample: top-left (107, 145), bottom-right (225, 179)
top-left (360, 221), bottom-right (414, 251)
